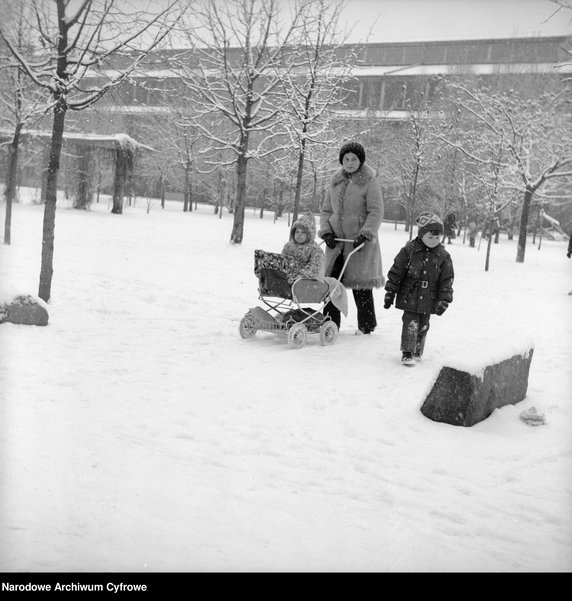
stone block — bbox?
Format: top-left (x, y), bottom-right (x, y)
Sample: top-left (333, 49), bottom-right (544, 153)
top-left (420, 338), bottom-right (534, 427)
top-left (2, 294), bottom-right (49, 326)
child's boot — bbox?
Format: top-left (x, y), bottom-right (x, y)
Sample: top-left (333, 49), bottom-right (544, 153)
top-left (401, 351), bottom-right (415, 366)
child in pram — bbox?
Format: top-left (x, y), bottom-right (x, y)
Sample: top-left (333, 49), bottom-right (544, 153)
top-left (254, 212), bottom-right (324, 298)
top-left (281, 212), bottom-right (324, 282)
top-left (243, 213), bottom-right (349, 348)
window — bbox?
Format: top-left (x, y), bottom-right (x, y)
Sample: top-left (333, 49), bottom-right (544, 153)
top-left (490, 42), bottom-right (513, 62)
top-left (402, 45), bottom-right (424, 64)
top-left (382, 77), bottom-right (406, 109)
top-left (334, 46), bottom-right (364, 63)
top-left (360, 79), bottom-right (381, 109)
top-left (382, 46), bottom-right (405, 64)
top-left (425, 76), bottom-right (442, 104)
top-left (466, 43), bottom-right (490, 63)
top-left (133, 81), bottom-right (149, 105)
top-left (145, 78), bottom-right (165, 106)
top-left (512, 40), bottom-right (559, 62)
top-left (364, 46), bottom-right (385, 65)
top-left (403, 77), bottom-right (427, 109)
top-left (338, 79), bottom-right (360, 108)
top-left (445, 44), bottom-right (468, 64)
top-left (412, 44), bottom-right (447, 64)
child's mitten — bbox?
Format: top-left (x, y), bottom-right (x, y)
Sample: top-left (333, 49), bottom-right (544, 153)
top-left (435, 300), bottom-right (449, 315)
top-left (383, 292), bottom-right (395, 309)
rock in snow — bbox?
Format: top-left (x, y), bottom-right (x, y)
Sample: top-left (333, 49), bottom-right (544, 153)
top-left (0, 294), bottom-right (49, 326)
top-left (420, 338), bottom-right (534, 427)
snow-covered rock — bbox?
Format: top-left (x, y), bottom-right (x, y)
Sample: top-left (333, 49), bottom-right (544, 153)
top-left (0, 294), bottom-right (49, 326)
top-left (420, 338), bottom-right (534, 426)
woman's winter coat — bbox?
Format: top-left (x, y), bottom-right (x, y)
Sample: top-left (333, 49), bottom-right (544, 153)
top-left (444, 213), bottom-right (457, 239)
top-left (385, 237), bottom-right (454, 314)
top-left (281, 212), bottom-right (324, 282)
top-left (318, 164), bottom-right (385, 289)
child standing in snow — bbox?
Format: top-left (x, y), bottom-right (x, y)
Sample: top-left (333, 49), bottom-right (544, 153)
top-left (281, 212), bottom-right (324, 283)
top-left (383, 212), bottom-right (454, 366)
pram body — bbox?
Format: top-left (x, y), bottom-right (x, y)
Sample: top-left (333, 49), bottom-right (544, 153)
top-left (239, 242), bottom-right (362, 349)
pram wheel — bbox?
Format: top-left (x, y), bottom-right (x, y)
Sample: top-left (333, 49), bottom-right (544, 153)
top-left (319, 321), bottom-right (338, 346)
top-left (239, 314), bottom-right (257, 338)
top-left (287, 323), bottom-right (308, 349)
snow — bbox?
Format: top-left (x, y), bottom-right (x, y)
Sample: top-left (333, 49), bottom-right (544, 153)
top-left (442, 336), bottom-right (535, 378)
top-left (1, 189), bottom-right (571, 573)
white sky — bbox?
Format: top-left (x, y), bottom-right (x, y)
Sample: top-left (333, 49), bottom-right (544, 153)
top-left (337, 0), bottom-right (572, 42)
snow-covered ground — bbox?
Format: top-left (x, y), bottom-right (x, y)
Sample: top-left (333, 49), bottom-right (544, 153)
top-left (1, 190), bottom-right (571, 572)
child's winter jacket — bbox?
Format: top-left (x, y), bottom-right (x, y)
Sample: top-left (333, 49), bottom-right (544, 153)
top-left (385, 237), bottom-right (454, 314)
top-left (281, 212), bottom-right (324, 282)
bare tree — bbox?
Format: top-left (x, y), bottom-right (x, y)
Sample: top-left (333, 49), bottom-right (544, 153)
top-left (0, 1), bottom-right (51, 245)
top-left (440, 81), bottom-right (572, 264)
top-left (175, 0), bottom-right (311, 244)
top-left (275, 0), bottom-right (359, 224)
top-left (383, 103), bottom-right (439, 238)
top-left (0, 0), bottom-right (184, 301)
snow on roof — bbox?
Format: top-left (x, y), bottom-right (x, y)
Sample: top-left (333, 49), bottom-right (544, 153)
top-left (1, 130), bottom-right (154, 152)
top-left (91, 60), bottom-right (572, 82)
top-left (349, 63), bottom-right (572, 77)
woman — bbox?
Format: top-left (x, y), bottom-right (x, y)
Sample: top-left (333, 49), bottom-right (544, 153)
top-left (319, 141), bottom-right (385, 335)
top-left (443, 212), bottom-right (457, 244)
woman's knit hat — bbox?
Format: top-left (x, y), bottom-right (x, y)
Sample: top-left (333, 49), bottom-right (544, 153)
top-left (416, 211), bottom-right (444, 237)
top-left (339, 141), bottom-right (366, 166)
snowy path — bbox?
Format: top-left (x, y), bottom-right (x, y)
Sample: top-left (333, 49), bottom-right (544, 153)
top-left (1, 199), bottom-right (571, 571)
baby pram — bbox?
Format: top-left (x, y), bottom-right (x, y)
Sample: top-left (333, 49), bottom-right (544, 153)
top-left (239, 240), bottom-right (363, 349)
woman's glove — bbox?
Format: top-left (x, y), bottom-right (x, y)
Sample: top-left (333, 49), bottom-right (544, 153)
top-left (435, 300), bottom-right (449, 316)
top-left (353, 234), bottom-right (367, 249)
top-left (383, 292), bottom-right (395, 309)
top-left (323, 233), bottom-right (336, 249)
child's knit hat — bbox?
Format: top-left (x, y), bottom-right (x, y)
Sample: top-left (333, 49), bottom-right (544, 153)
top-left (339, 141), bottom-right (366, 166)
top-left (290, 211), bottom-right (317, 243)
top-left (416, 211), bottom-right (444, 237)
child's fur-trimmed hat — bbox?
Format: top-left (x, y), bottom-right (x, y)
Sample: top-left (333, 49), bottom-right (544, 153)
top-left (339, 141), bottom-right (366, 166)
top-left (416, 211), bottom-right (444, 237)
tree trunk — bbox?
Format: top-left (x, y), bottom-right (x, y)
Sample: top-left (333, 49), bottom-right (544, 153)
top-left (516, 188), bottom-right (534, 263)
top-left (96, 170), bottom-right (102, 203)
top-left (75, 147), bottom-right (92, 209)
top-left (188, 176), bottom-right (193, 213)
top-left (38, 102), bottom-right (67, 302)
top-left (3, 124), bottom-right (22, 245)
top-left (484, 216), bottom-right (493, 272)
top-left (230, 152), bottom-right (248, 244)
top-left (183, 166), bottom-right (189, 212)
top-left (39, 145), bottom-right (49, 206)
top-left (111, 147), bottom-right (127, 214)
top-left (292, 137), bottom-right (307, 224)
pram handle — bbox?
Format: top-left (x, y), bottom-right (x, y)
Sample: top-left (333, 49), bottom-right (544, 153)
top-left (319, 237), bottom-right (365, 245)
top-left (317, 238), bottom-right (365, 284)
